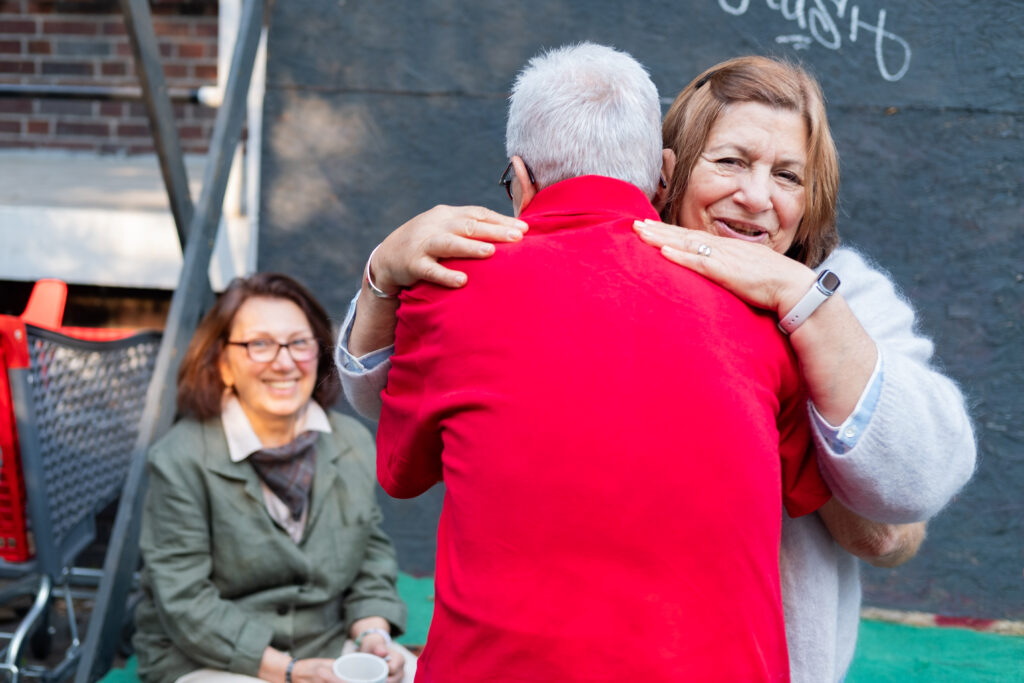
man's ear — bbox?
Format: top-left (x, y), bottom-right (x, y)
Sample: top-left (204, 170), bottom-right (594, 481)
top-left (511, 155), bottom-right (537, 216)
top-left (652, 148), bottom-right (677, 212)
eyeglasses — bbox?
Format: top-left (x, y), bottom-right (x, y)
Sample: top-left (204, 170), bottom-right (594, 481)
top-left (499, 160), bottom-right (536, 201)
top-left (226, 337), bottom-right (319, 363)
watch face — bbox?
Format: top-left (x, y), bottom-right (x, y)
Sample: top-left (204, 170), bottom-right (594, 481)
top-left (820, 270), bottom-right (840, 293)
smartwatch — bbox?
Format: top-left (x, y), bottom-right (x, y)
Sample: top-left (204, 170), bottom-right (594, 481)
top-left (778, 269), bottom-right (840, 334)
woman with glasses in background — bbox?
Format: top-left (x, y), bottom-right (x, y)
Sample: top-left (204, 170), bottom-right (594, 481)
top-left (133, 273), bottom-right (414, 683)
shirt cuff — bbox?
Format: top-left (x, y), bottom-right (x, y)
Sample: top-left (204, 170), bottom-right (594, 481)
top-left (809, 350), bottom-right (883, 453)
top-left (334, 292), bottom-right (395, 374)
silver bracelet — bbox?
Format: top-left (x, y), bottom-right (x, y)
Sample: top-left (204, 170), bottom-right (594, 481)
top-left (284, 657), bottom-right (297, 683)
top-left (365, 244), bottom-right (398, 299)
top-left (354, 627), bottom-right (392, 649)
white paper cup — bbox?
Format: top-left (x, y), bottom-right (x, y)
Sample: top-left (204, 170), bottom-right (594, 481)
top-left (332, 652), bottom-right (389, 683)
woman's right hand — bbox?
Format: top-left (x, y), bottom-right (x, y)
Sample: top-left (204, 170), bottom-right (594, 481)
top-left (259, 651), bottom-right (344, 683)
top-left (632, 218), bottom-right (815, 316)
top-left (817, 499), bottom-right (928, 568)
top-left (292, 658), bottom-right (343, 683)
top-left (369, 205), bottom-right (528, 295)
top-left (633, 218), bottom-right (877, 424)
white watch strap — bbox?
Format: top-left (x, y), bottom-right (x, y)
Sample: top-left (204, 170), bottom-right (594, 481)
top-left (355, 627), bottom-right (392, 648)
top-left (778, 270), bottom-right (840, 334)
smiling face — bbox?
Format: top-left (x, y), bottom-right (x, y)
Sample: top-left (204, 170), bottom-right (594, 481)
top-left (218, 296), bottom-right (318, 442)
top-left (676, 101), bottom-right (808, 254)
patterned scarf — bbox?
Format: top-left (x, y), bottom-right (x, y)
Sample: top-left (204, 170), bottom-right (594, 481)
top-left (248, 430), bottom-right (318, 521)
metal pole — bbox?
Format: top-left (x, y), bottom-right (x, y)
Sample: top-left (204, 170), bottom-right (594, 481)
top-left (117, 0), bottom-right (195, 247)
top-left (73, 1), bottom-right (268, 680)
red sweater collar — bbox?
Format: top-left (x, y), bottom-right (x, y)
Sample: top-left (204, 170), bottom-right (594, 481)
top-left (520, 176), bottom-right (658, 231)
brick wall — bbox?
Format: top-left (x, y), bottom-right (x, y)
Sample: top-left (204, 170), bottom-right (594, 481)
top-left (0, 0), bottom-right (217, 154)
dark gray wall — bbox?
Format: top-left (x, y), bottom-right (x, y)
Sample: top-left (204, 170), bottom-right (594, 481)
top-left (260, 0), bottom-right (1024, 618)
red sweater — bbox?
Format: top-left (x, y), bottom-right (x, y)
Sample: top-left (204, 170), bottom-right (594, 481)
top-left (378, 176), bottom-right (830, 682)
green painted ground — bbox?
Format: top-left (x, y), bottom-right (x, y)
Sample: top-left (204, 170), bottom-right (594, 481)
top-left (101, 573), bottom-right (1024, 681)
top-left (849, 620), bottom-right (1024, 682)
top-left (394, 571), bottom-right (433, 646)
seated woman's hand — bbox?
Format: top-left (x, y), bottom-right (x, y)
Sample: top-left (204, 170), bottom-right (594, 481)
top-left (371, 205), bottom-right (528, 294)
top-left (288, 658), bottom-right (343, 683)
top-left (633, 218), bottom-right (817, 316)
top-left (353, 632), bottom-right (405, 683)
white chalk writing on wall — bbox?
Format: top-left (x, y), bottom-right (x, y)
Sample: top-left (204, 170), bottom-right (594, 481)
top-left (717, 0), bottom-right (912, 82)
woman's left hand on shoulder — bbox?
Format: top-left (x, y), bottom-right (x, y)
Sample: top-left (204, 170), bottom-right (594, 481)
top-left (633, 219), bottom-right (816, 315)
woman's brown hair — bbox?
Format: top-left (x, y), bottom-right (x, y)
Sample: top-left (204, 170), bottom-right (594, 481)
top-left (660, 56), bottom-right (840, 267)
top-left (176, 272), bottom-right (341, 420)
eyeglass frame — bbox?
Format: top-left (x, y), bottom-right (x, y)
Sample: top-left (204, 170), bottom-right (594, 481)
top-left (499, 159), bottom-right (537, 201)
top-left (226, 337), bottom-right (320, 363)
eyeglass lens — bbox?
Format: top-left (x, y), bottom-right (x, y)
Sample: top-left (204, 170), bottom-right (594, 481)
top-left (500, 161), bottom-right (515, 200)
top-left (233, 338), bottom-right (318, 362)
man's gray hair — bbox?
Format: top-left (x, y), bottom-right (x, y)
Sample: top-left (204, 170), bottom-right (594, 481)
top-left (505, 42), bottom-right (663, 197)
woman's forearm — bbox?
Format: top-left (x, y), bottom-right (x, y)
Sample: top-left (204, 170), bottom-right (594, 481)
top-left (258, 647), bottom-right (292, 683)
top-left (259, 649), bottom-right (342, 683)
top-left (813, 347), bottom-right (976, 522)
top-left (349, 280), bottom-right (401, 357)
top-left (787, 293), bottom-right (878, 425)
top-left (808, 247), bottom-right (976, 522)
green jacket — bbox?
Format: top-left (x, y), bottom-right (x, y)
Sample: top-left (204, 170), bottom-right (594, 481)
top-left (133, 411), bottom-right (406, 683)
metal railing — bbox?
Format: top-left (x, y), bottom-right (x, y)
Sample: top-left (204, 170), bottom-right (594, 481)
top-left (69, 1), bottom-right (270, 680)
top-left (0, 84), bottom-right (205, 105)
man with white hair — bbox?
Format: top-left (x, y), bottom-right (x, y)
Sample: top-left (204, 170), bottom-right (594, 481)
top-left (372, 43), bottom-right (829, 680)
